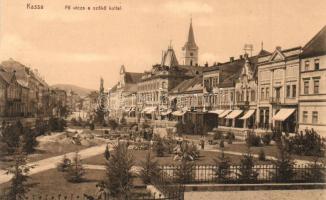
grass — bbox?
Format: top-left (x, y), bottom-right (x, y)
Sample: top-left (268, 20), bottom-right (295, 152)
top-left (82, 149), bottom-right (272, 166)
top-left (222, 143), bottom-right (326, 163)
top-left (0, 169), bottom-right (148, 197)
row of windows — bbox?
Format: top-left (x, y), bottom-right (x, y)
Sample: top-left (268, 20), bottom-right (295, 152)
top-left (303, 78), bottom-right (319, 95)
top-left (236, 90), bottom-right (256, 102)
top-left (286, 85), bottom-right (297, 98)
top-left (260, 87), bottom-right (270, 100)
top-left (204, 76), bottom-right (219, 88)
top-left (304, 59), bottom-right (320, 71)
top-left (138, 82), bottom-right (167, 91)
top-left (302, 111), bottom-right (318, 124)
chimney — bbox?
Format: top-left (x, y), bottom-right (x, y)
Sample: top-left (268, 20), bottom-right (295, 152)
top-left (230, 57), bottom-right (234, 62)
top-left (240, 55), bottom-right (243, 60)
top-left (205, 62), bottom-right (208, 67)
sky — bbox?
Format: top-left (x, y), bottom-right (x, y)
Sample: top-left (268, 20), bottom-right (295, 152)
top-left (0, 0), bottom-right (325, 90)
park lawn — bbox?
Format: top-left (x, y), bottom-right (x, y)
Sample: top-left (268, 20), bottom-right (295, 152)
top-left (82, 149), bottom-right (272, 166)
top-left (222, 143), bottom-right (326, 163)
top-left (0, 169), bottom-right (148, 198)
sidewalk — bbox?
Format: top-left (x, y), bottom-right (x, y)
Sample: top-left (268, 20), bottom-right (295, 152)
top-left (0, 144), bottom-right (112, 184)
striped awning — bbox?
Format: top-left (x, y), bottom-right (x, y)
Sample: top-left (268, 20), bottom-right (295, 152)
top-left (273, 109), bottom-right (295, 121)
top-left (172, 110), bottom-right (186, 116)
top-left (219, 110), bottom-right (232, 118)
top-left (239, 110), bottom-right (255, 120)
top-left (225, 110), bottom-right (243, 119)
top-left (209, 110), bottom-right (225, 115)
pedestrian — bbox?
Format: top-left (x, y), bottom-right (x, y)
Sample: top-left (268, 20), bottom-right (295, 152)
top-left (201, 139), bottom-right (205, 150)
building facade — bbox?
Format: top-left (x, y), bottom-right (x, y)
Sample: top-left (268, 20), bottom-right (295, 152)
top-left (299, 26), bottom-right (326, 135)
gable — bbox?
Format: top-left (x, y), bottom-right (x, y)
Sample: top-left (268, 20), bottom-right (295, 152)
top-left (270, 50), bottom-right (285, 62)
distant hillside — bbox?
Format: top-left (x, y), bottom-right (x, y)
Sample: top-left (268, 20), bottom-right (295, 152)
top-left (51, 84), bottom-right (95, 97)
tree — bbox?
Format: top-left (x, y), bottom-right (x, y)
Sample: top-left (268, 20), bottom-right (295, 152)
top-left (237, 152), bottom-right (258, 183)
top-left (1, 121), bottom-right (24, 154)
top-left (139, 151), bottom-right (160, 184)
top-left (272, 141), bottom-right (296, 183)
top-left (154, 138), bottom-right (165, 157)
top-left (57, 154), bottom-right (71, 172)
top-left (213, 150), bottom-right (231, 183)
top-left (21, 128), bottom-right (38, 154)
top-left (175, 160), bottom-right (194, 184)
top-left (108, 120), bottom-right (118, 130)
top-left (5, 147), bottom-right (34, 200)
top-left (258, 149), bottom-right (266, 161)
top-left (65, 151), bottom-right (85, 183)
top-left (105, 142), bottom-right (134, 199)
top-left (104, 145), bottom-right (110, 161)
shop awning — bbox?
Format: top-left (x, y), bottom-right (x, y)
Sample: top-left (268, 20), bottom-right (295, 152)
top-left (219, 110), bottom-right (232, 118)
top-left (145, 107), bottom-right (157, 114)
top-left (273, 108), bottom-right (296, 121)
top-left (161, 110), bottom-right (172, 116)
top-left (239, 110), bottom-right (255, 120)
top-left (209, 110), bottom-right (225, 115)
top-left (225, 110), bottom-right (243, 119)
top-left (172, 110), bottom-right (186, 116)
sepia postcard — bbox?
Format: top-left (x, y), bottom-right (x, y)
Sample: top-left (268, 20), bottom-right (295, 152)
top-left (0, 0), bottom-right (326, 199)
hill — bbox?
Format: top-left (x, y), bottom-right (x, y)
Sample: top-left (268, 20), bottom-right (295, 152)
top-left (51, 84), bottom-right (95, 97)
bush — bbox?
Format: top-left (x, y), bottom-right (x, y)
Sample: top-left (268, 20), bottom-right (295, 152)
top-left (140, 151), bottom-right (160, 184)
top-left (226, 132), bottom-right (235, 140)
top-left (89, 123), bottom-right (95, 130)
top-left (213, 132), bottom-right (223, 140)
top-left (258, 149), bottom-right (266, 161)
top-left (287, 129), bottom-right (325, 157)
top-left (213, 151), bottom-right (231, 183)
top-left (262, 133), bottom-right (272, 145)
top-left (154, 138), bottom-right (165, 157)
top-left (219, 140), bottom-right (225, 148)
top-left (245, 133), bottom-right (261, 147)
top-left (237, 153), bottom-right (259, 183)
top-left (64, 152), bottom-right (85, 183)
top-left (176, 160), bottom-right (194, 184)
top-left (21, 128), bottom-right (38, 154)
top-left (49, 117), bottom-right (66, 132)
top-left (57, 154), bottom-right (71, 172)
top-left (108, 119), bottom-right (119, 130)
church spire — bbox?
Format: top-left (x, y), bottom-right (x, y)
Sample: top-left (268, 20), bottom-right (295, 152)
top-left (183, 19), bottom-right (199, 66)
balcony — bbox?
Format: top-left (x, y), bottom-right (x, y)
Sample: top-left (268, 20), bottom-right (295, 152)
top-left (237, 100), bottom-right (249, 106)
top-left (269, 97), bottom-right (281, 104)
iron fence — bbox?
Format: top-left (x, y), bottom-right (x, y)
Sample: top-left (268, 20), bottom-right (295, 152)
top-left (159, 164), bottom-right (326, 184)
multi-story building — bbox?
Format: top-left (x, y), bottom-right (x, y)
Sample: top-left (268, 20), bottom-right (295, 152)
top-left (299, 26), bottom-right (326, 135)
top-left (108, 65), bottom-right (143, 121)
top-left (257, 46), bottom-right (301, 132)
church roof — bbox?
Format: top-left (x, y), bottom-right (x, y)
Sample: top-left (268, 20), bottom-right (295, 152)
top-left (183, 21), bottom-right (198, 50)
top-left (301, 25), bottom-right (326, 58)
top-left (161, 47), bottom-right (179, 67)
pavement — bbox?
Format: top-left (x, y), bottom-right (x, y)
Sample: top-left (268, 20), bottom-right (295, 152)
top-left (0, 144), bottom-right (110, 184)
top-left (184, 189), bottom-right (326, 200)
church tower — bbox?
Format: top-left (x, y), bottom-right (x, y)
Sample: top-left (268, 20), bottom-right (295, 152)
top-left (182, 19), bottom-right (199, 66)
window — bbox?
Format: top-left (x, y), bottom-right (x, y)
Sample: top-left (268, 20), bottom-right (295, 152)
top-left (261, 88), bottom-right (264, 100)
top-left (275, 88), bottom-right (281, 99)
top-left (286, 85), bottom-right (291, 98)
top-left (303, 111), bottom-right (308, 123)
top-left (312, 111), bottom-right (318, 124)
top-left (304, 80), bottom-right (309, 94)
top-left (304, 60), bottom-right (310, 71)
top-left (314, 59), bottom-right (320, 70)
top-left (292, 85), bottom-right (296, 98)
top-left (251, 90), bottom-right (255, 102)
top-left (265, 87), bottom-right (269, 99)
top-left (314, 79), bottom-right (319, 94)
top-left (190, 52), bottom-right (194, 56)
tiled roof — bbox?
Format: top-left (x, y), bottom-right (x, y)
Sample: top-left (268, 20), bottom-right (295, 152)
top-left (124, 72), bottom-right (143, 84)
top-left (170, 76), bottom-right (202, 94)
top-left (301, 26), bottom-right (326, 58)
top-left (161, 47), bottom-right (179, 67)
top-left (0, 68), bottom-right (13, 84)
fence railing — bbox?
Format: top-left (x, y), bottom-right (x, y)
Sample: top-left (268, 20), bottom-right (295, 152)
top-left (160, 164), bottom-right (326, 184)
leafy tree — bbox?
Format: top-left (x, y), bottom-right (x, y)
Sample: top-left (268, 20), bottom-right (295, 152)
top-left (213, 150), bottom-right (231, 183)
top-left (219, 140), bottom-right (225, 148)
top-left (245, 133), bottom-right (261, 147)
top-left (65, 151), bottom-right (85, 183)
top-left (262, 133), bottom-right (272, 145)
top-left (57, 154), bottom-right (71, 172)
top-left (5, 147), bottom-right (34, 200)
top-left (139, 151), bottom-right (160, 184)
top-left (304, 159), bottom-right (325, 183)
top-left (104, 145), bottom-right (110, 161)
top-left (1, 121), bottom-right (24, 154)
top-left (237, 152), bottom-right (259, 183)
top-left (105, 142), bottom-right (134, 198)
